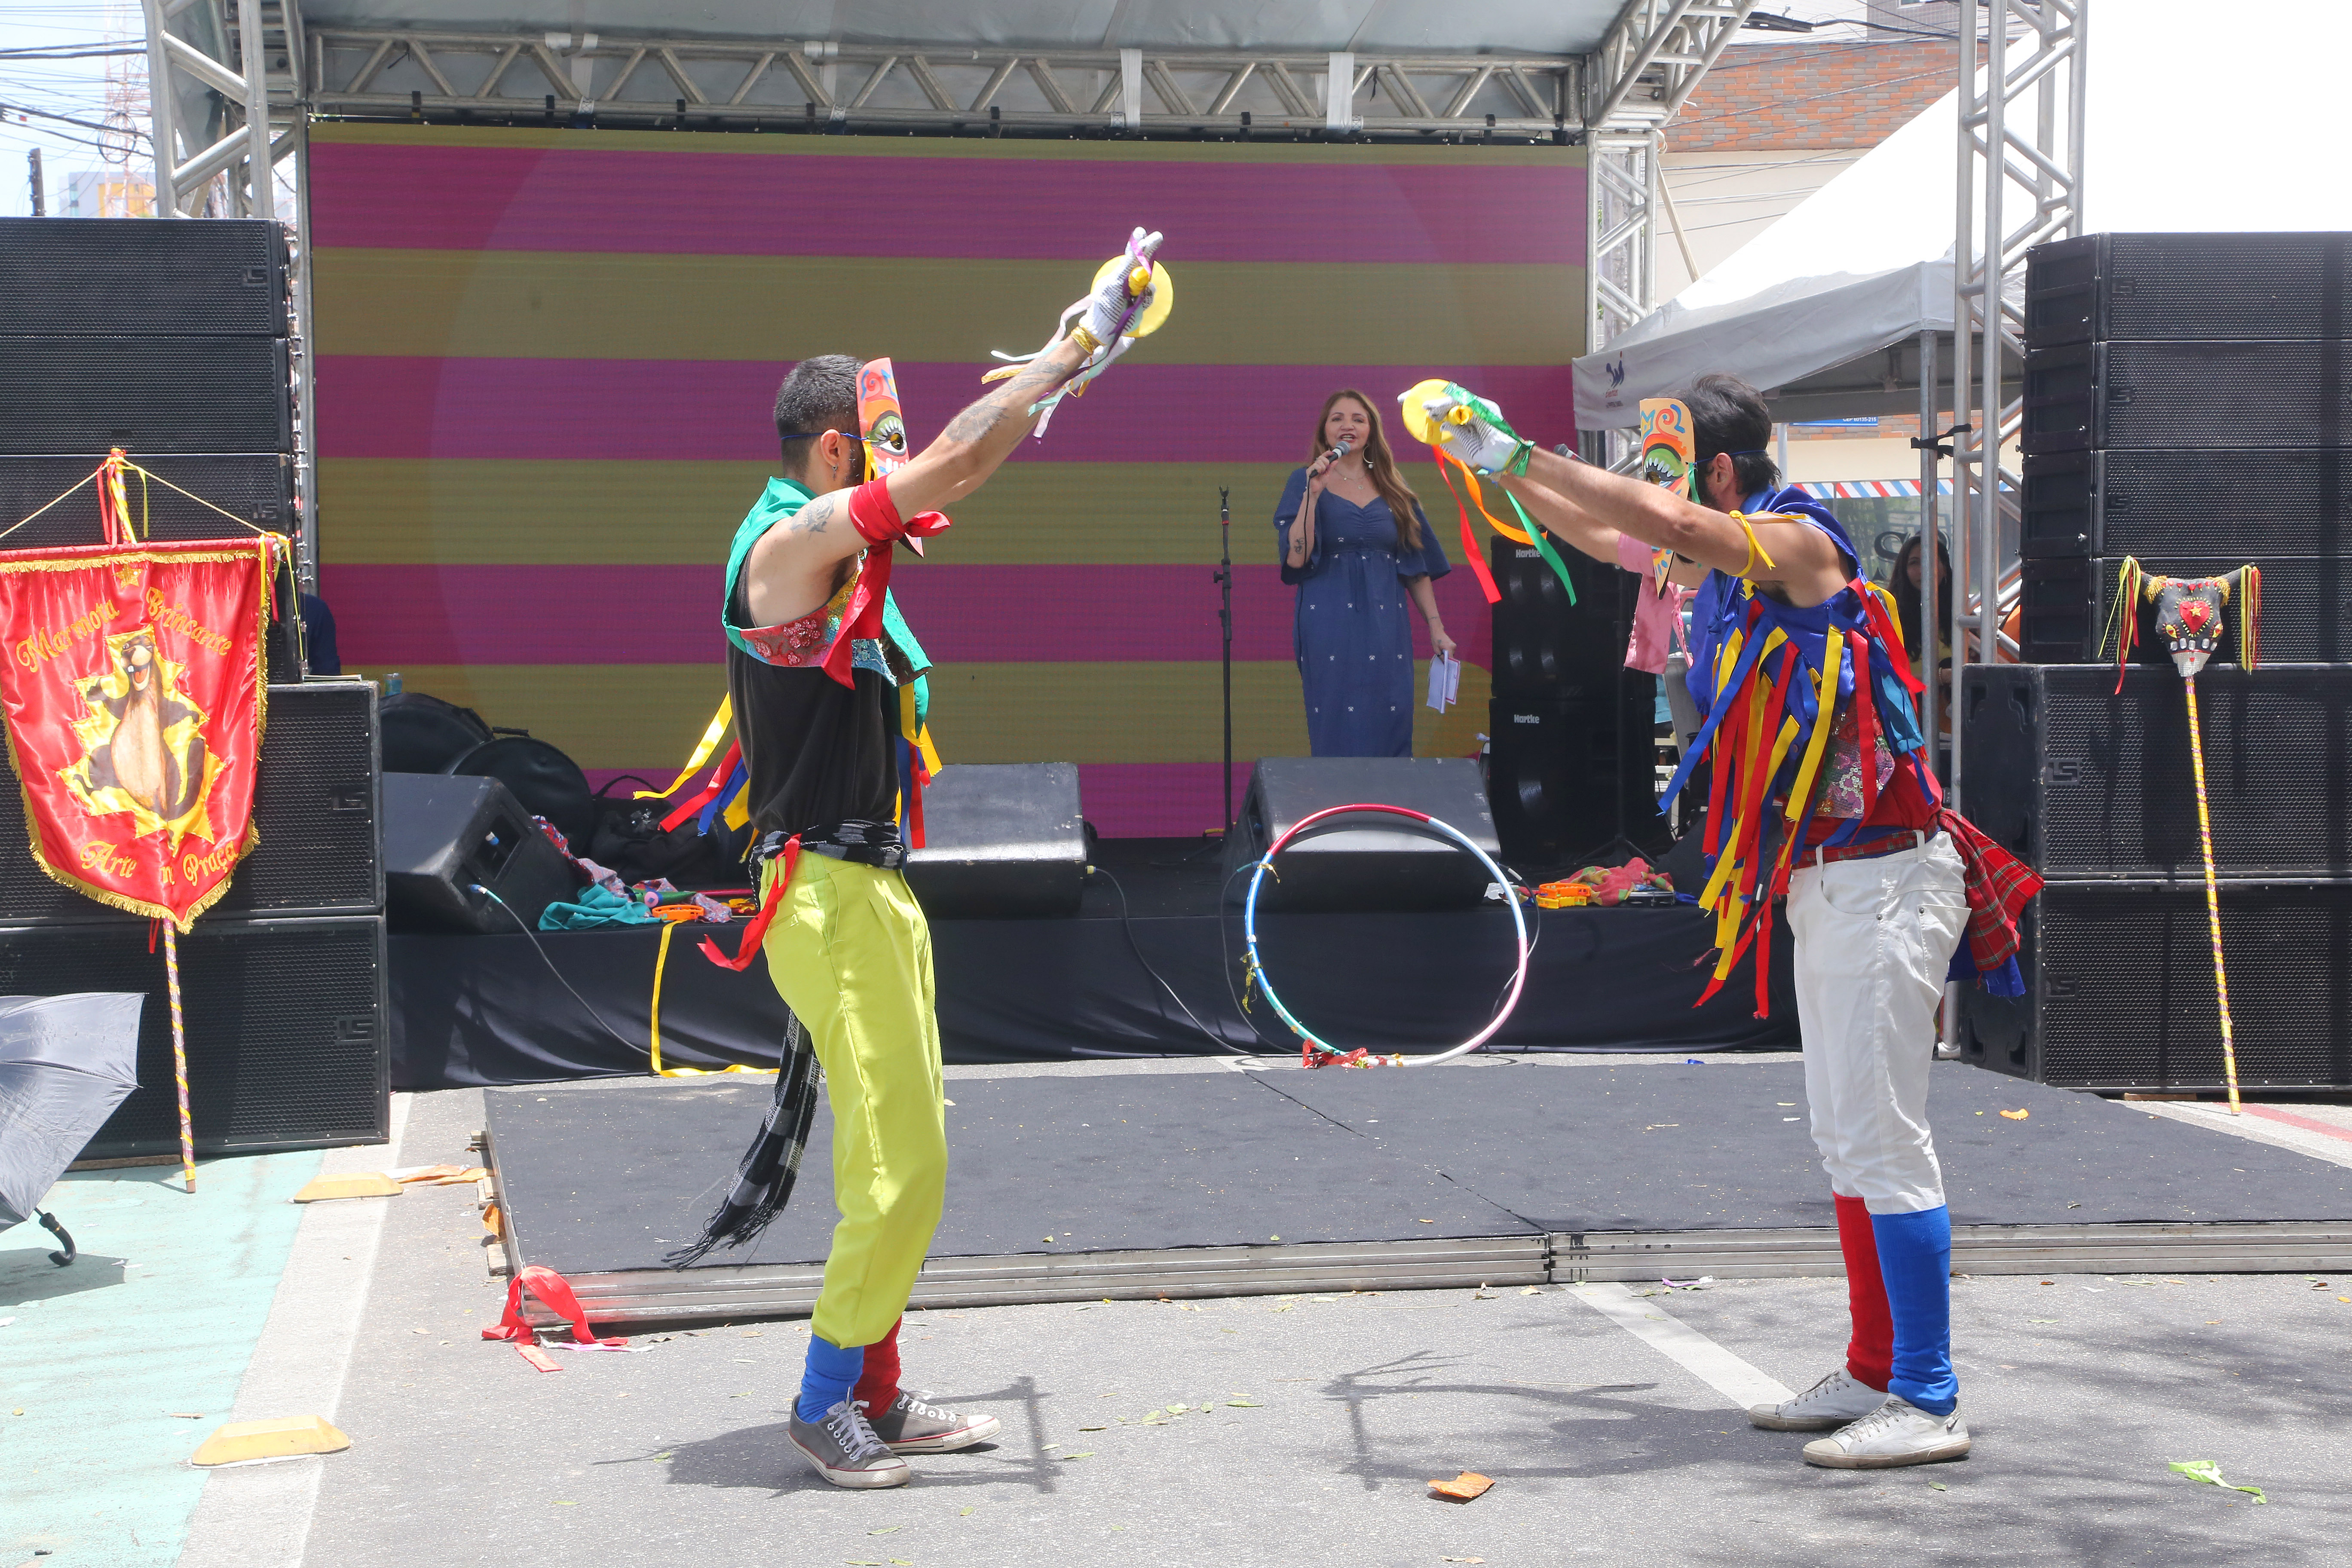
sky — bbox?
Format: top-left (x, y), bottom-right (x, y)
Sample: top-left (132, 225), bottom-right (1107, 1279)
top-left (0, 4), bottom-right (147, 218)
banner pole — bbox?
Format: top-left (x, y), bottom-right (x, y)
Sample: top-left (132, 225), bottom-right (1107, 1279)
top-left (163, 924), bottom-right (196, 1190)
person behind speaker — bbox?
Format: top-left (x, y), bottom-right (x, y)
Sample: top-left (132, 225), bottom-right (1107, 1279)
top-left (1276, 389), bottom-right (1454, 757)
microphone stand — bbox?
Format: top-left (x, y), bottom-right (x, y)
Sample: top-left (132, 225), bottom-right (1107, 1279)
top-left (1214, 486), bottom-right (1234, 833)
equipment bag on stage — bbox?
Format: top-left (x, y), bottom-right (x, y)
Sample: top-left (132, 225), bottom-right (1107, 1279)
top-left (0, 536), bottom-right (278, 931)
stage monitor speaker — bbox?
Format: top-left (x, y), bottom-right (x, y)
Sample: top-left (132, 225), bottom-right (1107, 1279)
top-left (2020, 447), bottom-right (2352, 560)
top-left (0, 217), bottom-right (289, 337)
top-left (2022, 340), bottom-right (2352, 456)
top-left (1219, 756), bottom-right (1498, 912)
top-left (2018, 554), bottom-right (2350, 667)
top-left (905, 761), bottom-right (1086, 919)
top-left (0, 913), bottom-right (390, 1158)
top-left (2025, 231), bottom-right (2350, 349)
top-left (1485, 690), bottom-right (1670, 869)
top-left (0, 453), bottom-right (295, 545)
top-left (1487, 536), bottom-right (1631, 700)
top-left (0, 680), bottom-right (379, 924)
top-left (384, 772), bottom-right (579, 935)
top-left (1959, 664), bottom-right (2352, 882)
top-left (0, 336), bottom-right (292, 455)
top-left (1958, 881), bottom-right (2352, 1091)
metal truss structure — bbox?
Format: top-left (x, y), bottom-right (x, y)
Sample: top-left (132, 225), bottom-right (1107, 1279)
top-left (1947, 0), bottom-right (2086, 813)
top-left (1582, 1), bottom-right (1758, 361)
top-left (141, 0), bottom-right (320, 587)
top-left (133, 3), bottom-right (1758, 576)
top-left (301, 31), bottom-right (1581, 140)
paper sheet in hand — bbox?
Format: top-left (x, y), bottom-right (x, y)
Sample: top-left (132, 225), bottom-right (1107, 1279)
top-left (1425, 652), bottom-right (1462, 713)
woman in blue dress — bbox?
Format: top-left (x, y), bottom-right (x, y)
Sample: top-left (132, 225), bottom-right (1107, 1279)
top-left (1276, 389), bottom-right (1454, 757)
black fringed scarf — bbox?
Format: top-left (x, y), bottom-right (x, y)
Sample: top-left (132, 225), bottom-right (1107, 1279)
top-left (663, 1009), bottom-right (821, 1268)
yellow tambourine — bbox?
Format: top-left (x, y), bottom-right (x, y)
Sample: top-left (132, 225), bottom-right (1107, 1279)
top-left (1396, 377), bottom-right (1533, 544)
top-left (1091, 253), bottom-right (1175, 339)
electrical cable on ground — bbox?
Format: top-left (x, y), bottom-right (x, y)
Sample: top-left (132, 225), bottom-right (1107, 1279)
top-left (472, 882), bottom-right (662, 1064)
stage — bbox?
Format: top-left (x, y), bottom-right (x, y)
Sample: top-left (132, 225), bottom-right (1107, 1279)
top-left (483, 1055), bottom-right (2352, 1329)
top-left (392, 837), bottom-right (1795, 1087)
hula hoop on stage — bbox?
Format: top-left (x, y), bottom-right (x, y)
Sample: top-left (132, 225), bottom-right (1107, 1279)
top-left (1241, 803), bottom-right (1529, 1068)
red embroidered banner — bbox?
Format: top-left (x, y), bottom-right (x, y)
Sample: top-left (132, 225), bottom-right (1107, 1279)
top-left (0, 538), bottom-right (279, 930)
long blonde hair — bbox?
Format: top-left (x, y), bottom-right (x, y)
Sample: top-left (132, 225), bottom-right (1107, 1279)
top-left (1308, 389), bottom-right (1424, 553)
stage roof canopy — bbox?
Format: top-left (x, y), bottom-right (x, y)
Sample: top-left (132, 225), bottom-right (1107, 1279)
top-left (292, 0), bottom-right (1636, 55)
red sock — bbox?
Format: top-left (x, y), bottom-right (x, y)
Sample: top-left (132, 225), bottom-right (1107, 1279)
top-left (853, 1318), bottom-right (903, 1413)
top-left (1834, 1194), bottom-right (1892, 1392)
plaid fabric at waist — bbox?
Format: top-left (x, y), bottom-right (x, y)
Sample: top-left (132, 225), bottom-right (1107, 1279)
top-left (1799, 828), bottom-right (1935, 869)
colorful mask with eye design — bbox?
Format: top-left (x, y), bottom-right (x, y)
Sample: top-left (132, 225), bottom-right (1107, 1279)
top-left (2109, 558), bottom-right (2263, 683)
top-left (858, 357), bottom-right (911, 478)
top-left (1639, 398), bottom-right (1694, 501)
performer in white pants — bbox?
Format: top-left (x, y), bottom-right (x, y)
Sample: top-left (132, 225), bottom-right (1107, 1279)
top-left (1412, 372), bottom-right (2040, 1469)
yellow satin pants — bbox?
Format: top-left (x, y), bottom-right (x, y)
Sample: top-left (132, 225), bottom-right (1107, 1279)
top-left (757, 850), bottom-right (947, 1349)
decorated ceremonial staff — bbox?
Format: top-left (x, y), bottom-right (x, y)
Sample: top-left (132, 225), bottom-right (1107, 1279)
top-left (2107, 559), bottom-right (2263, 1115)
top-left (1404, 372), bottom-right (2043, 1470)
top-left (663, 230), bottom-right (1172, 1492)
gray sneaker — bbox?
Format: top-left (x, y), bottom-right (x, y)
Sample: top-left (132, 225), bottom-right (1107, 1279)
top-left (1802, 1395), bottom-right (1971, 1468)
top-left (787, 1398), bottom-right (911, 1488)
top-left (1747, 1367), bottom-right (1888, 1431)
top-left (864, 1389), bottom-right (1002, 1453)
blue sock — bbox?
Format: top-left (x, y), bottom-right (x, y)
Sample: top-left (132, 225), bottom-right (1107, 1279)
top-left (797, 1335), bottom-right (865, 1422)
top-left (1871, 1205), bottom-right (1957, 1417)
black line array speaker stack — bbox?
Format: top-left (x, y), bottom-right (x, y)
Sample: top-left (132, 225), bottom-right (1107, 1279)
top-left (1483, 538), bottom-right (1671, 867)
top-left (1972, 230), bottom-right (2352, 1090)
top-left (0, 219), bottom-right (380, 1155)
top-left (0, 217), bottom-right (302, 679)
top-left (0, 683), bottom-right (388, 1157)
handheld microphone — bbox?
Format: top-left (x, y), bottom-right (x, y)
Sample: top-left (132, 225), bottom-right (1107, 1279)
top-left (1311, 438), bottom-right (1351, 478)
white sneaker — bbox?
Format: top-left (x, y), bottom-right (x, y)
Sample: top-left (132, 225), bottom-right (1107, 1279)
top-left (1802, 1395), bottom-right (1971, 1469)
top-left (1747, 1367), bottom-right (1888, 1431)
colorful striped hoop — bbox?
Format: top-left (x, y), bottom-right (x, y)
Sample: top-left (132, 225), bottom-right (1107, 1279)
top-left (1241, 803), bottom-right (1530, 1067)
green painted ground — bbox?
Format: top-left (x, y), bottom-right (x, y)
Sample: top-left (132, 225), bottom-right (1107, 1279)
top-left (0, 1150), bottom-right (321, 1568)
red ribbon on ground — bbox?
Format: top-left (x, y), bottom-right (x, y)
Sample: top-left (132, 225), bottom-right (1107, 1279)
top-left (481, 1264), bottom-right (624, 1348)
top-left (699, 835), bottom-right (798, 971)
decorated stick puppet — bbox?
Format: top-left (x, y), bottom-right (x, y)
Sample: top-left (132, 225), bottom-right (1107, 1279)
top-left (2105, 558), bottom-right (2264, 1114)
top-left (1395, 379), bottom-right (1579, 607)
top-left (983, 227), bottom-right (1172, 437)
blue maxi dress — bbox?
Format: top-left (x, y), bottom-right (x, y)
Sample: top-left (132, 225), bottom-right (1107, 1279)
top-left (1274, 467), bottom-right (1452, 758)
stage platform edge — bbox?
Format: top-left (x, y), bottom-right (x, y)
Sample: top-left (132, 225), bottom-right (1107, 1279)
top-left (477, 1117), bottom-right (2352, 1329)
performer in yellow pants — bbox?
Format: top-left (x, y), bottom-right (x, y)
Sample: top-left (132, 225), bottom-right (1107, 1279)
top-left (680, 229), bottom-right (1167, 1490)
top-left (758, 850), bottom-right (947, 1351)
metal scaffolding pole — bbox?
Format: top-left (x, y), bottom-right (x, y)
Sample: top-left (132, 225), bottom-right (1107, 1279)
top-left (1949, 0), bottom-right (2086, 812)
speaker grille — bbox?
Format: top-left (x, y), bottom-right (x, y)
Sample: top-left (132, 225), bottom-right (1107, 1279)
top-left (2025, 232), bottom-right (2351, 347)
top-left (0, 337), bottom-right (292, 454)
top-left (2018, 555), bottom-right (2352, 666)
top-left (0, 454), bottom-right (294, 547)
top-left (0, 218), bottom-right (289, 337)
top-left (0, 682), bottom-right (381, 922)
top-left (1488, 538), bottom-right (1627, 700)
top-left (1962, 665), bottom-right (2352, 882)
top-left (2025, 341), bottom-right (2352, 455)
top-left (1969, 883), bottom-right (2352, 1090)
top-left (0, 914), bottom-right (389, 1156)
top-left (2022, 448), bottom-right (2352, 559)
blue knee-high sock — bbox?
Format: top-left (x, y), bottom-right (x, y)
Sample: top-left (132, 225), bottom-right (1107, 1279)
top-left (797, 1335), bottom-right (865, 1421)
top-left (1870, 1206), bottom-right (1957, 1417)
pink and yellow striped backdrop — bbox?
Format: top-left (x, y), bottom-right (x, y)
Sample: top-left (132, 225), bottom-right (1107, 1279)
top-left (311, 124), bottom-right (1586, 836)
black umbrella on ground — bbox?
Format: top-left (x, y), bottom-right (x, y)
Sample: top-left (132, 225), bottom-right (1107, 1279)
top-left (0, 993), bottom-right (144, 1267)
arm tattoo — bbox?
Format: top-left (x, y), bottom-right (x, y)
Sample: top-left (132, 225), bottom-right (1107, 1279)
top-left (787, 494), bottom-right (836, 536)
top-left (940, 355), bottom-right (1076, 444)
